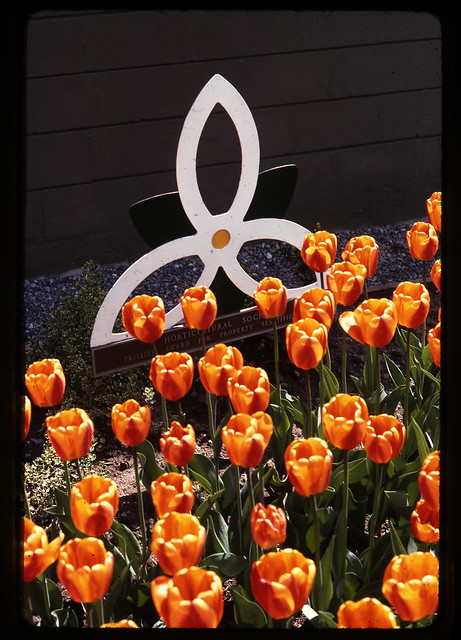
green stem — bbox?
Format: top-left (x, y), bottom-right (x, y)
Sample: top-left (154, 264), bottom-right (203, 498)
top-left (23, 582), bottom-right (33, 624)
top-left (339, 450), bottom-right (349, 586)
top-left (23, 463), bottom-right (30, 519)
top-left (422, 262), bottom-right (427, 347)
top-left (364, 279), bottom-right (369, 299)
top-left (235, 465), bottom-right (243, 556)
top-left (311, 494), bottom-right (323, 609)
top-left (132, 447), bottom-right (148, 581)
top-left (247, 468), bottom-right (255, 509)
top-left (404, 327), bottom-right (411, 429)
top-left (272, 318), bottom-right (281, 407)
top-left (258, 461), bottom-right (265, 504)
top-left (318, 359), bottom-right (325, 412)
top-left (304, 369), bottom-right (313, 438)
top-left (153, 343), bottom-right (169, 430)
top-left (374, 347), bottom-right (380, 414)
top-left (75, 458), bottom-right (83, 481)
top-left (176, 400), bottom-right (186, 427)
top-left (341, 329), bottom-right (347, 393)
top-left (63, 460), bottom-right (72, 497)
top-left (366, 463), bottom-right (384, 578)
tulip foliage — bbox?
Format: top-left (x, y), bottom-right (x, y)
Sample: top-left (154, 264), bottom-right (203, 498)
top-left (22, 194), bottom-right (442, 629)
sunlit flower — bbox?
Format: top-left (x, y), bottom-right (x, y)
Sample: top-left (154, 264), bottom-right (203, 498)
top-left (430, 259), bottom-right (441, 292)
top-left (227, 366), bottom-right (270, 414)
top-left (250, 502), bottom-right (287, 550)
top-left (149, 351), bottom-right (194, 402)
top-left (23, 517), bottom-right (64, 582)
top-left (326, 261), bottom-right (367, 307)
top-left (150, 472), bottom-right (194, 518)
top-left (22, 395), bottom-right (31, 441)
top-left (410, 498), bottom-right (439, 543)
top-left (285, 317), bottom-right (328, 370)
top-left (301, 230), bottom-right (337, 273)
top-left (254, 276), bottom-right (288, 319)
top-left (222, 411), bottom-right (273, 468)
top-left (198, 343), bottom-right (243, 396)
top-left (70, 475), bottom-right (119, 537)
top-left (25, 358), bottom-right (66, 408)
top-left (46, 408), bottom-right (93, 462)
top-left (427, 322), bottom-right (441, 367)
top-left (111, 398), bottom-right (151, 447)
top-left (341, 235), bottom-right (379, 278)
top-left (426, 191), bottom-right (441, 232)
top-left (406, 221), bottom-right (438, 261)
top-left (151, 511), bottom-right (206, 575)
top-left (339, 297), bottom-right (397, 348)
top-left (160, 421), bottom-right (196, 467)
top-left (363, 414), bottom-right (405, 464)
top-left (180, 286), bottom-right (217, 330)
top-left (322, 393), bottom-right (369, 450)
top-left (337, 597), bottom-right (398, 628)
top-left (292, 287), bottom-right (335, 329)
top-left (392, 281), bottom-right (430, 329)
top-left (122, 294), bottom-right (165, 343)
top-left (284, 437), bottom-right (333, 497)
top-left (418, 451), bottom-right (440, 511)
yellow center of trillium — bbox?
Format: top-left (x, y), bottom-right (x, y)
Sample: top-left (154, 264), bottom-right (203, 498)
top-left (212, 229), bottom-right (230, 249)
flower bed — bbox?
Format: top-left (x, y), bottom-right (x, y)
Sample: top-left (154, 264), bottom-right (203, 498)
top-left (21, 193), bottom-right (441, 629)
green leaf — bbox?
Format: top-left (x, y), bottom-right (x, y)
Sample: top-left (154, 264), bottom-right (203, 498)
top-left (206, 511), bottom-right (230, 554)
top-left (410, 416), bottom-right (430, 463)
top-left (389, 518), bottom-right (407, 556)
top-left (110, 521), bottom-right (141, 574)
top-left (188, 453), bottom-right (217, 494)
top-left (194, 488), bottom-right (225, 523)
top-left (201, 553), bottom-right (248, 577)
top-left (330, 455), bottom-right (367, 491)
top-left (231, 586), bottom-right (267, 629)
top-left (136, 439), bottom-right (165, 491)
top-left (383, 353), bottom-right (407, 388)
top-left (318, 534), bottom-right (335, 611)
top-left (318, 363), bottom-right (339, 400)
top-left (51, 607), bottom-right (79, 627)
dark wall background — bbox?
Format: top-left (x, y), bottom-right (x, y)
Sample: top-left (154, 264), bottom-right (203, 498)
top-left (24, 9), bottom-right (442, 278)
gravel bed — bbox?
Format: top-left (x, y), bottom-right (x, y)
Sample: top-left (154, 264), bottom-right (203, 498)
top-left (24, 220), bottom-right (436, 347)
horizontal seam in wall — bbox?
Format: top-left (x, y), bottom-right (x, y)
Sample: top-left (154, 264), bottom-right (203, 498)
top-left (25, 132), bottom-right (441, 194)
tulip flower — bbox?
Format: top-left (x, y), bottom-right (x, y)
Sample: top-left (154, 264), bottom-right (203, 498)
top-left (363, 414), bottom-right (406, 464)
top-left (150, 471), bottom-right (194, 518)
top-left (111, 398), bottom-right (151, 447)
top-left (57, 537), bottom-right (114, 604)
top-left (326, 261), bottom-right (367, 307)
top-left (339, 297), bottom-right (397, 349)
top-left (341, 235), bottom-right (379, 278)
top-left (101, 620), bottom-right (139, 628)
top-left (430, 259), bottom-right (441, 292)
top-left (227, 366), bottom-right (270, 414)
top-left (406, 221), bottom-right (439, 261)
top-left (23, 516), bottom-right (64, 582)
top-left (122, 294), bottom-right (165, 343)
top-left (22, 395), bottom-right (31, 441)
top-left (410, 498), bottom-right (439, 543)
top-left (392, 281), bottom-right (430, 330)
top-left (337, 597), bottom-right (398, 629)
top-left (382, 552), bottom-right (439, 622)
top-left (292, 287), bottom-right (336, 330)
top-left (222, 411), bottom-right (273, 469)
top-left (426, 191), bottom-right (442, 232)
top-left (198, 343), bottom-right (243, 396)
top-left (25, 358), bottom-right (66, 408)
top-left (250, 502), bottom-right (287, 550)
top-left (322, 393), bottom-right (369, 450)
top-left (70, 475), bottom-right (119, 537)
top-left (46, 407), bottom-right (93, 462)
top-left (284, 437), bottom-right (333, 497)
top-left (160, 421), bottom-right (196, 467)
top-left (253, 277), bottom-right (288, 319)
top-left (150, 511), bottom-right (206, 575)
top-left (151, 566), bottom-right (224, 628)
top-left (418, 451), bottom-right (440, 511)
top-left (285, 317), bottom-right (328, 371)
top-left (180, 286), bottom-right (217, 331)
top-left (301, 230), bottom-right (337, 273)
top-left (149, 351), bottom-right (194, 402)
top-left (250, 548), bottom-right (316, 620)
top-left (427, 322), bottom-right (441, 367)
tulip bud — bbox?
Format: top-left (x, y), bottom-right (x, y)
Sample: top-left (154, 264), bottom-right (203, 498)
top-left (111, 398), bottom-right (151, 447)
top-left (149, 351), bottom-right (194, 402)
top-left (406, 221), bottom-right (439, 261)
top-left (70, 475), bottom-right (119, 537)
top-left (222, 411), bottom-right (273, 468)
top-left (198, 343), bottom-right (243, 396)
top-left (160, 421), bottom-right (196, 467)
top-left (150, 511), bottom-right (206, 575)
top-left (46, 408), bottom-right (93, 462)
top-left (292, 287), bottom-right (335, 329)
top-left (285, 317), bottom-right (328, 371)
top-left (250, 503), bottom-right (287, 550)
top-left (322, 393), bottom-right (369, 450)
top-left (284, 437), bottom-right (333, 496)
top-left (122, 294), bottom-right (165, 343)
top-left (227, 366), bottom-right (270, 414)
top-left (341, 235), bottom-right (379, 278)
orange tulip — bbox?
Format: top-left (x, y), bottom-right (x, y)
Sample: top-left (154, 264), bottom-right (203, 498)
top-left (285, 318), bottom-right (328, 371)
top-left (337, 597), bottom-right (398, 629)
top-left (151, 566), bottom-right (224, 628)
top-left (25, 358), bottom-right (66, 408)
top-left (341, 235), bottom-right (379, 278)
top-left (301, 230), bottom-right (337, 273)
top-left (284, 437), bottom-right (333, 497)
top-left (250, 548), bottom-right (316, 620)
top-left (57, 537), bottom-right (114, 603)
top-left (122, 294), bottom-right (165, 343)
top-left (250, 502), bottom-right (287, 550)
top-left (149, 351), bottom-right (194, 402)
top-left (406, 221), bottom-right (439, 261)
top-left (418, 451), bottom-right (440, 511)
top-left (363, 414), bottom-right (405, 464)
top-left (22, 395), bottom-right (31, 441)
top-left (382, 552), bottom-right (439, 622)
top-left (160, 421), bottom-right (196, 467)
top-left (150, 472), bottom-right (194, 518)
top-left (426, 191), bottom-right (442, 232)
top-left (292, 287), bottom-right (336, 329)
top-left (430, 259), bottom-right (441, 291)
top-left (198, 343), bottom-right (243, 396)
top-left (339, 297), bottom-right (397, 348)
top-left (392, 281), bottom-right (430, 329)
top-left (150, 511), bottom-right (206, 576)
top-left (227, 366), bottom-right (270, 414)
top-left (410, 498), bottom-right (439, 543)
top-left (101, 620), bottom-right (139, 628)
top-left (180, 286), bottom-right (217, 331)
top-left (222, 411), bottom-right (273, 468)
top-left (253, 277), bottom-right (288, 319)
top-left (322, 393), bottom-right (369, 450)
top-left (326, 261), bottom-right (367, 307)
top-left (70, 475), bottom-right (119, 537)
top-left (23, 516), bottom-right (64, 582)
top-left (46, 408), bottom-right (93, 462)
top-left (111, 398), bottom-right (151, 447)
top-left (427, 322), bottom-right (441, 367)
